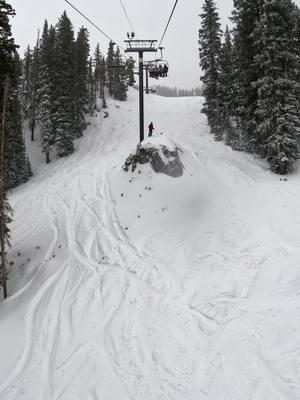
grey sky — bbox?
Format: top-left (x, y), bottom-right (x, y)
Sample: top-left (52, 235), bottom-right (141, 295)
top-left (10, 0), bottom-right (300, 89)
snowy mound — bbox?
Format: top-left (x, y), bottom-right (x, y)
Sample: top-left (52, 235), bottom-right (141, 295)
top-left (123, 136), bottom-right (184, 177)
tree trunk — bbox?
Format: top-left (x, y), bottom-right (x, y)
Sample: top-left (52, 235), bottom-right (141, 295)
top-left (31, 117), bottom-right (35, 141)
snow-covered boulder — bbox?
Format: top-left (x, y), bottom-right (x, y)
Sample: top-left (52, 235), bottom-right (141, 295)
top-left (123, 136), bottom-right (184, 177)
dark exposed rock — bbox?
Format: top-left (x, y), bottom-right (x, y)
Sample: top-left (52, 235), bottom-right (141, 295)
top-left (123, 143), bottom-right (184, 178)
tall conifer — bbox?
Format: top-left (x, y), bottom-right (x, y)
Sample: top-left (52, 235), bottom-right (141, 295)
top-left (219, 26), bottom-right (235, 146)
top-left (106, 41), bottom-right (115, 97)
top-left (199, 0), bottom-right (222, 140)
top-left (253, 0), bottom-right (300, 173)
top-left (74, 26), bottom-right (90, 136)
top-left (231, 0), bottom-right (264, 151)
top-left (0, 0), bottom-right (16, 298)
top-left (54, 11), bottom-right (76, 157)
top-left (38, 22), bottom-right (57, 163)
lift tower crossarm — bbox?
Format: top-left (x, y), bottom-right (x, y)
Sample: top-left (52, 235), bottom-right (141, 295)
top-left (124, 40), bottom-right (157, 52)
top-left (125, 40), bottom-right (157, 142)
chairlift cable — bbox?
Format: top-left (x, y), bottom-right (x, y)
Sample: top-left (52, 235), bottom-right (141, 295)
top-left (119, 0), bottom-right (138, 39)
top-left (158, 0), bottom-right (179, 48)
top-left (64, 0), bottom-right (126, 51)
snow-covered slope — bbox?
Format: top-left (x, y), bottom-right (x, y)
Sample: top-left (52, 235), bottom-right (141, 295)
top-left (0, 89), bottom-right (300, 400)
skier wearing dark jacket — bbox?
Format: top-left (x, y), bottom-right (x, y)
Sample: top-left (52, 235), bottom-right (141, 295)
top-left (148, 122), bottom-right (154, 137)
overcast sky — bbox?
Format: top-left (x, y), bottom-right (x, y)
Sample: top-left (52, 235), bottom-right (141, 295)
top-left (10, 0), bottom-right (300, 89)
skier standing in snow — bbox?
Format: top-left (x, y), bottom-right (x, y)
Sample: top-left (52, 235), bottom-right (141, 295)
top-left (148, 122), bottom-right (154, 137)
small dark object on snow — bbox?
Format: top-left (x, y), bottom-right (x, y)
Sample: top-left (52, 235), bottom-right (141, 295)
top-left (103, 111), bottom-right (109, 118)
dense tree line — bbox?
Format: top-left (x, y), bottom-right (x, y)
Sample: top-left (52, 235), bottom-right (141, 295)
top-left (154, 85), bottom-right (203, 97)
top-left (199, 0), bottom-right (300, 174)
top-left (0, 3), bottom-right (135, 298)
top-left (22, 12), bottom-right (135, 163)
top-left (1, 1), bottom-right (33, 298)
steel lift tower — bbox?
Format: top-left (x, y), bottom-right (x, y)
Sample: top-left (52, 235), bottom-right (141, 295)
top-left (125, 39), bottom-right (157, 142)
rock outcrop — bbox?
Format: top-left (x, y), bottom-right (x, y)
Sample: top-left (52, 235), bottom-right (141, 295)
top-left (123, 138), bottom-right (184, 178)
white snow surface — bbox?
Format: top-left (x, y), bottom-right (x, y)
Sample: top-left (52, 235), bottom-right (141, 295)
top-left (1, 89), bottom-right (300, 400)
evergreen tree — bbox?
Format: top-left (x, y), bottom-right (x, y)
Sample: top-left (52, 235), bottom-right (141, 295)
top-left (8, 53), bottom-right (32, 187)
top-left (0, 0), bottom-right (16, 298)
top-left (38, 22), bottom-right (57, 163)
top-left (295, 6), bottom-right (300, 112)
top-left (106, 41), bottom-right (115, 97)
top-left (94, 43), bottom-right (107, 108)
top-left (125, 56), bottom-right (135, 87)
top-left (28, 34), bottom-right (41, 141)
top-left (54, 11), bottom-right (76, 157)
top-left (74, 26), bottom-right (90, 137)
top-left (231, 0), bottom-right (264, 151)
top-left (113, 47), bottom-right (128, 101)
top-left (87, 57), bottom-right (96, 114)
top-left (198, 0), bottom-right (223, 140)
top-left (94, 43), bottom-right (102, 97)
top-left (252, 0), bottom-right (300, 173)
top-left (21, 46), bottom-right (33, 119)
top-left (99, 54), bottom-right (107, 108)
top-left (219, 26), bottom-right (236, 146)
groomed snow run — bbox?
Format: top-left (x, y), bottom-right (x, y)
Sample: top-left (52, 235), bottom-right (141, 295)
top-left (0, 89), bottom-right (300, 400)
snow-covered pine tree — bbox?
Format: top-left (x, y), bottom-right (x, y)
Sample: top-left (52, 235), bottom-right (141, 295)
top-left (87, 57), bottom-right (96, 115)
top-left (0, 1), bottom-right (17, 106)
top-left (28, 33), bottom-right (41, 142)
top-left (219, 26), bottom-right (236, 146)
top-left (94, 43), bottom-right (102, 97)
top-left (125, 56), bottom-right (135, 87)
top-left (21, 46), bottom-right (33, 120)
top-left (198, 0), bottom-right (223, 140)
top-left (106, 41), bottom-right (115, 97)
top-left (113, 47), bottom-right (128, 101)
top-left (54, 11), bottom-right (76, 157)
top-left (295, 6), bottom-right (300, 120)
top-left (94, 43), bottom-right (107, 108)
top-left (252, 0), bottom-right (300, 174)
top-left (74, 26), bottom-right (90, 137)
top-left (38, 22), bottom-right (57, 163)
top-left (8, 53), bottom-right (32, 187)
top-left (231, 0), bottom-right (264, 151)
top-left (99, 54), bottom-right (107, 108)
top-left (0, 0), bottom-right (16, 299)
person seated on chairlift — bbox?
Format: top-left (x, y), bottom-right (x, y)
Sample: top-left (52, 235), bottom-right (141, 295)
top-left (163, 64), bottom-right (168, 77)
top-left (158, 64), bottom-right (163, 77)
top-left (150, 66), bottom-right (156, 78)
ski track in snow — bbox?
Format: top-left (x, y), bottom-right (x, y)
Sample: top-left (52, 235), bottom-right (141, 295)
top-left (0, 91), bottom-right (300, 399)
